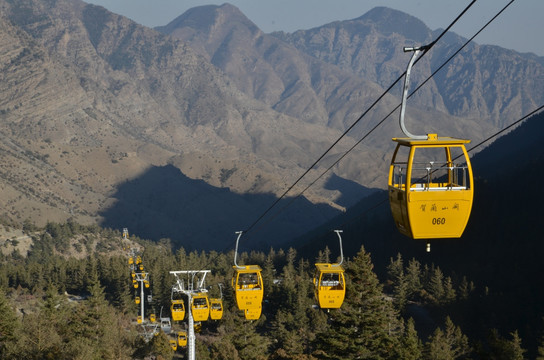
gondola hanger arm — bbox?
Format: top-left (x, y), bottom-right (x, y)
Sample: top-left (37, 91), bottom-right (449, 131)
top-left (233, 231), bottom-right (244, 269)
top-left (399, 45), bottom-right (430, 140)
top-left (334, 230), bottom-right (344, 267)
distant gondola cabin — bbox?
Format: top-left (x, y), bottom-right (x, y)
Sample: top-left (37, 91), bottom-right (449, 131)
top-left (191, 293), bottom-right (209, 322)
top-left (232, 265), bottom-right (264, 318)
top-left (178, 331), bottom-right (188, 347)
top-left (171, 300), bottom-right (185, 321)
top-left (313, 263), bottom-right (345, 309)
top-left (209, 298), bottom-right (223, 320)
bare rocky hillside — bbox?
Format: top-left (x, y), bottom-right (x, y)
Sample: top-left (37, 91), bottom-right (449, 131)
top-left (0, 0), bottom-right (542, 249)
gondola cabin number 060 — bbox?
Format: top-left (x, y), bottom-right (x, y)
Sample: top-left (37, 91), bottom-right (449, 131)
top-left (388, 46), bottom-right (474, 241)
top-left (388, 136), bottom-right (474, 239)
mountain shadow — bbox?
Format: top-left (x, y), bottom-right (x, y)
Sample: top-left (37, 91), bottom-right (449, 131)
top-left (290, 110), bottom-right (544, 356)
top-left (99, 164), bottom-right (363, 251)
top-left (323, 173), bottom-right (378, 209)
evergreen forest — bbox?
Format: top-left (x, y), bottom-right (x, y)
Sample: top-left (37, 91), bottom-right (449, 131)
top-left (0, 218), bottom-right (542, 360)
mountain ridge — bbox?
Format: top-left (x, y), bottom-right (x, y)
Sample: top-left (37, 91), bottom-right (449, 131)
top-left (0, 0), bottom-right (542, 249)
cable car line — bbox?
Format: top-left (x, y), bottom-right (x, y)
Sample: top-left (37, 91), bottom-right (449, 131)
top-left (334, 103), bottom-right (544, 233)
top-left (241, 0), bottom-right (479, 240)
top-left (410, 0), bottom-right (515, 102)
top-left (192, 0), bottom-right (514, 273)
top-left (275, 102), bottom-right (544, 253)
top-left (244, 0), bottom-right (516, 240)
top-left (466, 103), bottom-right (544, 153)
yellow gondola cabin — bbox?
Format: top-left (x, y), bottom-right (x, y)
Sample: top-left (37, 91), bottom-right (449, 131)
top-left (171, 299), bottom-right (185, 321)
top-left (232, 231), bottom-right (264, 320)
top-left (388, 46), bottom-right (474, 245)
top-left (209, 298), bottom-right (223, 320)
top-left (178, 331), bottom-right (187, 347)
top-left (388, 135), bottom-right (474, 239)
top-left (314, 264), bottom-right (346, 309)
top-left (232, 265), bottom-right (264, 319)
top-left (191, 293), bottom-right (209, 322)
top-left (313, 230), bottom-right (346, 309)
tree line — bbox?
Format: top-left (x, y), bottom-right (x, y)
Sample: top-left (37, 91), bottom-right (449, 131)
top-left (0, 221), bottom-right (541, 359)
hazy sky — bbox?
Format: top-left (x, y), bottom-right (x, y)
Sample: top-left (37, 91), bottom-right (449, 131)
top-left (83, 0), bottom-right (543, 56)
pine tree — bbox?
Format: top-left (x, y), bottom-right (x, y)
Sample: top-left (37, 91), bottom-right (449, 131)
top-left (12, 311), bottom-right (63, 360)
top-left (387, 253), bottom-right (408, 312)
top-left (405, 258), bottom-right (422, 300)
top-left (507, 331), bottom-right (525, 360)
top-left (487, 330), bottom-right (525, 360)
top-left (12, 284), bottom-right (66, 359)
top-left (457, 276), bottom-right (470, 301)
top-left (443, 317), bottom-right (470, 359)
top-left (423, 316), bottom-right (471, 360)
top-left (315, 245), bottom-right (400, 359)
top-left (62, 272), bottom-right (133, 359)
top-left (443, 277), bottom-right (456, 304)
top-left (271, 257), bottom-right (315, 357)
top-left (231, 319), bottom-right (270, 360)
top-left (424, 327), bottom-right (449, 360)
top-left (149, 331), bottom-right (174, 360)
top-left (0, 288), bottom-right (19, 358)
top-left (395, 318), bottom-right (423, 360)
top-left (262, 248), bottom-right (277, 300)
top-left (427, 266), bottom-right (444, 305)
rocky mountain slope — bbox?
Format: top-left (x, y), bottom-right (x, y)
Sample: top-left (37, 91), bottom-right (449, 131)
top-left (0, 0), bottom-right (542, 249)
top-left (159, 4), bottom-right (544, 141)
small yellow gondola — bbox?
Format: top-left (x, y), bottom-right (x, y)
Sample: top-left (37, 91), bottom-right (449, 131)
top-left (209, 298), bottom-right (223, 320)
top-left (169, 339), bottom-right (178, 351)
top-left (232, 266), bottom-right (263, 314)
top-left (232, 231), bottom-right (264, 320)
top-left (150, 314), bottom-right (156, 322)
top-left (314, 264), bottom-right (345, 308)
top-left (171, 299), bottom-right (185, 321)
top-left (135, 296), bottom-right (140, 304)
top-left (313, 230), bottom-right (346, 309)
top-left (178, 331), bottom-right (187, 347)
top-left (191, 293), bottom-right (209, 322)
